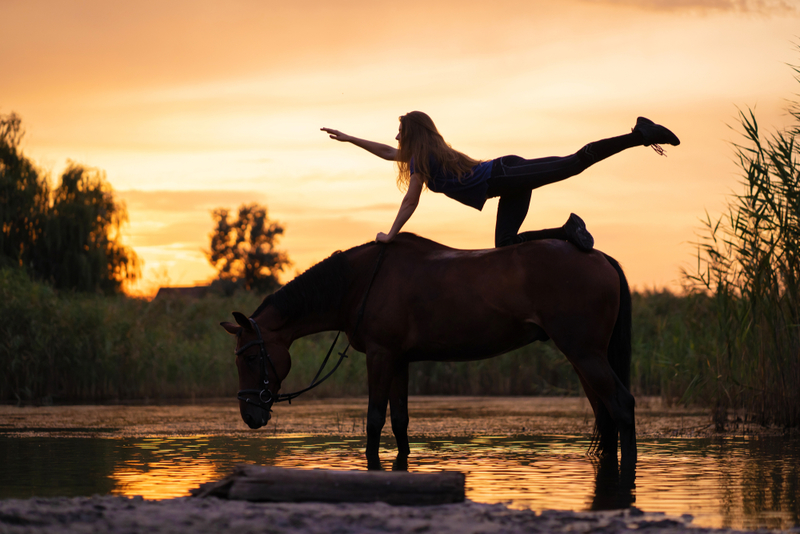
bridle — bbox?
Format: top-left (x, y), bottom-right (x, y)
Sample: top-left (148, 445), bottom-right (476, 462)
top-left (236, 243), bottom-right (387, 413)
top-left (235, 317), bottom-right (283, 410)
top-left (235, 319), bottom-right (350, 410)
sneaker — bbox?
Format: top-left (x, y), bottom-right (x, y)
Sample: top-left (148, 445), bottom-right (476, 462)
top-left (633, 117), bottom-right (680, 147)
top-left (563, 213), bottom-right (594, 252)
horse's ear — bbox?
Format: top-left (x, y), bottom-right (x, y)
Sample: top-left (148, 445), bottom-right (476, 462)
top-left (232, 311), bottom-right (252, 330)
top-left (220, 321), bottom-right (241, 335)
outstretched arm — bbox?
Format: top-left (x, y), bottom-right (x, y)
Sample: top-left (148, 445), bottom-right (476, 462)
top-left (321, 127), bottom-right (398, 161)
top-left (376, 175), bottom-right (423, 243)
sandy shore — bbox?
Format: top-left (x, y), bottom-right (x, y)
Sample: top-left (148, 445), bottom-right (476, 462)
top-left (0, 495), bottom-right (770, 534)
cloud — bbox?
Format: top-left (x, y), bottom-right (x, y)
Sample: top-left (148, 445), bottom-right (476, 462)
top-left (578, 0), bottom-right (797, 13)
top-left (127, 220), bottom-right (210, 248)
top-left (117, 190), bottom-right (269, 212)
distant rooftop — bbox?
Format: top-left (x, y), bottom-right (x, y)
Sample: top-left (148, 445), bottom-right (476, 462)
top-left (153, 285), bottom-right (210, 300)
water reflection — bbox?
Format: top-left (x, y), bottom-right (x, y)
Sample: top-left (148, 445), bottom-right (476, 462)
top-left (590, 458), bottom-right (635, 511)
top-left (0, 434), bottom-right (797, 530)
top-left (110, 438), bottom-right (224, 499)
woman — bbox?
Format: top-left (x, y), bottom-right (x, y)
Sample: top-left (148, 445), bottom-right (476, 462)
top-left (321, 111), bottom-right (679, 250)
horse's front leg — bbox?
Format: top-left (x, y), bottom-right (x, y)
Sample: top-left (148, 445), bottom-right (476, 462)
top-left (365, 350), bottom-right (394, 470)
top-left (389, 361), bottom-right (410, 470)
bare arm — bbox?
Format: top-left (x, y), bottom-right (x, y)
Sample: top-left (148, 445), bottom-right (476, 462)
top-left (376, 175), bottom-right (423, 243)
top-left (321, 127), bottom-right (398, 161)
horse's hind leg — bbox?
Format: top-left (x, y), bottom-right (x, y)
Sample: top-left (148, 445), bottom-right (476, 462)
top-left (575, 370), bottom-right (618, 460)
top-left (569, 351), bottom-right (636, 465)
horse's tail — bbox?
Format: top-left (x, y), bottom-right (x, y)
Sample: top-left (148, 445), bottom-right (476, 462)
top-left (603, 253), bottom-right (632, 390)
top-left (589, 253), bottom-right (632, 456)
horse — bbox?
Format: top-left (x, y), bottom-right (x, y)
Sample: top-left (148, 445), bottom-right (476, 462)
top-left (221, 232), bottom-right (635, 469)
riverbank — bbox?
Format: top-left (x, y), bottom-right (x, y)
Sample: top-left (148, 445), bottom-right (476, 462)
top-left (0, 495), bottom-right (773, 534)
top-left (2, 397), bottom-right (798, 532)
top-left (1, 396), bottom-right (791, 439)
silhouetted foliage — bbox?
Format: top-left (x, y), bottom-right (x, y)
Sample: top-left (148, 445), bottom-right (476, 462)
top-left (206, 203), bottom-right (291, 293)
top-left (35, 163), bottom-right (140, 293)
top-left (0, 113), bottom-right (49, 269)
top-left (0, 112), bottom-right (139, 293)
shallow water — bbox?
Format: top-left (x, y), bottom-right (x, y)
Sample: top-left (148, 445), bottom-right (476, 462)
top-left (1, 433), bottom-right (798, 530)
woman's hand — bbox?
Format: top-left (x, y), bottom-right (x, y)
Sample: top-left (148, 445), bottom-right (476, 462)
top-left (375, 232), bottom-right (393, 243)
top-left (320, 127), bottom-right (398, 160)
top-left (321, 127), bottom-right (351, 142)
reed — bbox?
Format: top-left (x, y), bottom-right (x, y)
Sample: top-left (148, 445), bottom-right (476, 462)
top-left (682, 93), bottom-right (800, 427)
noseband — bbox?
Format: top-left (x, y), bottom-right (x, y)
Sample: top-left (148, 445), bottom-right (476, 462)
top-left (236, 318), bottom-right (351, 411)
top-left (236, 318), bottom-right (280, 411)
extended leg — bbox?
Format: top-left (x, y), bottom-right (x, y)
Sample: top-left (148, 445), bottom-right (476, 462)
top-left (487, 118), bottom-right (678, 248)
top-left (488, 117), bottom-right (679, 193)
top-left (487, 133), bottom-right (638, 196)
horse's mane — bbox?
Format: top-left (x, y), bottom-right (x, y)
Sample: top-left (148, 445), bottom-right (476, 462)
top-left (251, 241), bottom-right (374, 321)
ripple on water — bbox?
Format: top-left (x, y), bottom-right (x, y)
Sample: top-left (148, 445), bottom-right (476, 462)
top-left (0, 434), bottom-right (798, 530)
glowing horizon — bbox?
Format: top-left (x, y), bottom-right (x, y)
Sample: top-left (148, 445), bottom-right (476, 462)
top-left (3, 0), bottom-right (799, 296)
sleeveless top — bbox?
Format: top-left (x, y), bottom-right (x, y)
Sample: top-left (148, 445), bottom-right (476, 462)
top-left (411, 156), bottom-right (494, 211)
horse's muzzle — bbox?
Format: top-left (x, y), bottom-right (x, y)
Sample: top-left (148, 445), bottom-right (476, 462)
top-left (242, 410), bottom-right (271, 429)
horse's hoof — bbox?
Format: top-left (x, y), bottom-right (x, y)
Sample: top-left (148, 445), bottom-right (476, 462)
top-left (392, 454), bottom-right (409, 472)
top-left (367, 456), bottom-right (384, 471)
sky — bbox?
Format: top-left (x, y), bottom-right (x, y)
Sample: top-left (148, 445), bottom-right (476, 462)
top-left (2, 0), bottom-right (799, 296)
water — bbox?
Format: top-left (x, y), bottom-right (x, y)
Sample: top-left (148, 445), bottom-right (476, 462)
top-left (1, 433), bottom-right (798, 530)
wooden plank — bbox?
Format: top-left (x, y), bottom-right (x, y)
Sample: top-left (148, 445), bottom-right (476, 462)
top-left (192, 465), bottom-right (465, 505)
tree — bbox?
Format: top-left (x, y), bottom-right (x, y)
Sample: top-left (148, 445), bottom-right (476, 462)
top-left (0, 112), bottom-right (139, 293)
top-left (0, 113), bottom-right (49, 269)
top-left (35, 163), bottom-right (140, 293)
top-left (206, 203), bottom-right (291, 292)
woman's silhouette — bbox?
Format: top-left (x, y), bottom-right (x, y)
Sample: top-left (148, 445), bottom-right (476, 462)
top-left (322, 112), bottom-right (679, 249)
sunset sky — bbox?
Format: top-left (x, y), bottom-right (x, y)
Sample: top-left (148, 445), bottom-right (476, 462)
top-left (2, 0), bottom-right (799, 295)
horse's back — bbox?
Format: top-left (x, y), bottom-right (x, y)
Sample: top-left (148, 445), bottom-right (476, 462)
top-left (388, 233), bottom-right (619, 297)
top-left (360, 234), bottom-right (621, 360)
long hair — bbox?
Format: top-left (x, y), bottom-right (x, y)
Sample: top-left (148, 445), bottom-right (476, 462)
top-left (396, 111), bottom-right (481, 190)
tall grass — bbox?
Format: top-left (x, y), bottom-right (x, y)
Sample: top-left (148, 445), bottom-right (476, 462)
top-left (0, 266), bottom-right (585, 402)
top-left (0, 267), bottom-right (259, 401)
top-left (683, 92), bottom-right (800, 427)
top-left (630, 290), bottom-right (718, 402)
top-left (1, 265), bottom-right (676, 403)
top-left (1, 259), bottom-right (793, 429)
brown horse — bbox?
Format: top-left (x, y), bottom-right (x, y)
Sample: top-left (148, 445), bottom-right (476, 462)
top-left (221, 232), bottom-right (635, 469)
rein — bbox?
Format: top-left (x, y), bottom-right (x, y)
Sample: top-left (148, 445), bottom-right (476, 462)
top-left (237, 243), bottom-right (387, 411)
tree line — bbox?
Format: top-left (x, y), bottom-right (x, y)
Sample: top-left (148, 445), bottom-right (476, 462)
top-left (1, 113), bottom-right (139, 293)
top-left (1, 111), bottom-right (291, 295)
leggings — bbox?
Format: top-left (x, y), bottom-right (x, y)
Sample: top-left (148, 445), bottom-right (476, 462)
top-left (485, 131), bottom-right (642, 247)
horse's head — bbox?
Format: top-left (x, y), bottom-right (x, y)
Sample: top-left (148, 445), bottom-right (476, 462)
top-left (221, 311), bottom-right (291, 429)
